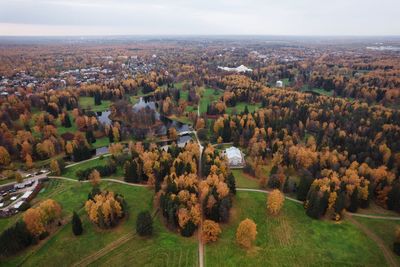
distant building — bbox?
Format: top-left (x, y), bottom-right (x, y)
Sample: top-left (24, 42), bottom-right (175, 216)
top-left (224, 146), bottom-right (244, 166)
top-left (276, 80), bottom-right (283, 88)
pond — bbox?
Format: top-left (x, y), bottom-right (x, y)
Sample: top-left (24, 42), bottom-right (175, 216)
top-left (95, 146), bottom-right (109, 156)
top-left (133, 97), bottom-right (191, 135)
top-left (97, 110), bottom-right (111, 125)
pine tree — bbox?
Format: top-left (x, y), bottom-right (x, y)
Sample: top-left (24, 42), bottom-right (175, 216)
top-left (72, 211), bottom-right (83, 236)
top-left (64, 113), bottom-right (72, 128)
top-left (226, 172), bottom-right (236, 195)
top-left (306, 189), bottom-right (321, 219)
top-left (348, 188), bottom-right (359, 213)
top-left (297, 172), bottom-right (314, 201)
top-left (136, 211), bottom-right (153, 236)
top-left (108, 128), bottom-right (114, 143)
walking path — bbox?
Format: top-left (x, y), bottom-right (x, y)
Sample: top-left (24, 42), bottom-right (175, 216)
top-left (64, 153), bottom-right (111, 168)
top-left (347, 215), bottom-right (398, 267)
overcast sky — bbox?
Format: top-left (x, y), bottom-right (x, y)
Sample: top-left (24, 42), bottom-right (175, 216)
top-left (0, 0), bottom-right (399, 36)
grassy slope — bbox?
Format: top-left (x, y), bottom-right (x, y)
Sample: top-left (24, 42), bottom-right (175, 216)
top-left (0, 180), bottom-right (196, 267)
top-left (354, 217), bottom-right (400, 265)
top-left (226, 102), bottom-right (262, 115)
top-left (79, 97), bottom-right (111, 112)
top-left (62, 156), bottom-right (123, 181)
top-left (232, 169), bottom-right (259, 189)
top-left (205, 191), bottom-right (386, 267)
top-left (89, 217), bottom-right (198, 266)
top-left (199, 88), bottom-right (224, 114)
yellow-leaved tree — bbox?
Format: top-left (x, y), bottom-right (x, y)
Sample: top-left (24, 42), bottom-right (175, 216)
top-left (267, 189), bottom-right (285, 215)
top-left (202, 220), bottom-right (221, 243)
top-left (236, 218), bottom-right (257, 249)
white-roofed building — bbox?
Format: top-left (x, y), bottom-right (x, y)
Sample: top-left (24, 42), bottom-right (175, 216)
top-left (276, 80), bottom-right (283, 88)
top-left (224, 146), bottom-right (244, 166)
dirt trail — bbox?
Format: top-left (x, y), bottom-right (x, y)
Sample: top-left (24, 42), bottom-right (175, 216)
top-left (72, 232), bottom-right (135, 267)
top-left (347, 214), bottom-right (398, 267)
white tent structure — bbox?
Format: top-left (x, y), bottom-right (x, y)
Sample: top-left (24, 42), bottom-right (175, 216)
top-left (224, 147), bottom-right (244, 166)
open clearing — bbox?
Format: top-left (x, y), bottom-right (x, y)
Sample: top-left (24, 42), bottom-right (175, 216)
top-left (0, 180), bottom-right (197, 266)
top-left (205, 191), bottom-right (387, 266)
top-left (79, 97), bottom-right (111, 112)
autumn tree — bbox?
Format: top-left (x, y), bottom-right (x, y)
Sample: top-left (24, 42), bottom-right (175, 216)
top-left (0, 146), bottom-right (11, 167)
top-left (267, 189), bottom-right (285, 215)
top-left (202, 220), bottom-right (221, 243)
top-left (25, 154), bottom-right (33, 169)
top-left (85, 191), bottom-right (124, 228)
top-left (23, 208), bottom-right (45, 237)
top-left (88, 169), bottom-right (101, 186)
top-left (168, 127), bottom-right (178, 140)
top-left (15, 172), bottom-right (23, 184)
top-left (50, 159), bottom-right (61, 176)
top-left (236, 218), bottom-right (257, 249)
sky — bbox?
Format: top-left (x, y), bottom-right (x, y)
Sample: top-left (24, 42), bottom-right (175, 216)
top-left (0, 0), bottom-right (399, 36)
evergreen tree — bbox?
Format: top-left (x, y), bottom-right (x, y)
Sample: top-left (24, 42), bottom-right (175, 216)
top-left (283, 177), bottom-right (290, 193)
top-left (226, 172), bottom-right (236, 195)
top-left (85, 130), bottom-right (96, 144)
top-left (64, 113), bottom-right (72, 128)
top-left (348, 188), bottom-right (359, 213)
top-left (136, 211), bottom-right (153, 236)
top-left (297, 171), bottom-right (314, 201)
top-left (244, 105), bottom-right (249, 114)
top-left (0, 221), bottom-right (33, 257)
top-left (387, 183), bottom-right (400, 212)
top-left (306, 189), bottom-right (322, 219)
top-left (72, 211), bottom-right (83, 236)
top-left (181, 221), bottom-right (196, 237)
top-left (108, 129), bottom-right (114, 143)
top-left (334, 191), bottom-right (346, 215)
top-left (94, 92), bottom-right (102, 106)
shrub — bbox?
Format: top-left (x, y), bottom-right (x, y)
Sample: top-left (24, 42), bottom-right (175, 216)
top-left (181, 220), bottom-right (196, 237)
top-left (267, 189), bottom-right (285, 215)
top-left (136, 211), bottom-right (153, 236)
top-left (202, 220), bottom-right (221, 243)
top-left (394, 228), bottom-right (400, 256)
top-left (72, 211), bottom-right (83, 236)
top-left (0, 221), bottom-right (33, 257)
top-left (236, 218), bottom-right (257, 249)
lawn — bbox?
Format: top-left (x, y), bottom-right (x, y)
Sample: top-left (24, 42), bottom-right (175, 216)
top-left (91, 136), bottom-right (110, 149)
top-left (205, 191), bottom-right (387, 266)
top-left (79, 96), bottom-right (111, 112)
top-left (226, 102), bottom-right (262, 115)
top-left (199, 87), bottom-right (224, 114)
top-left (353, 217), bottom-right (400, 265)
top-left (88, 215), bottom-right (198, 267)
top-left (232, 170), bottom-right (259, 189)
top-left (0, 180), bottom-right (163, 266)
top-left (63, 156), bottom-right (113, 180)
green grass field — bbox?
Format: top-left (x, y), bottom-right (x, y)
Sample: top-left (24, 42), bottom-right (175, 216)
top-left (226, 102), bottom-right (262, 115)
top-left (0, 180), bottom-right (198, 266)
top-left (232, 169), bottom-right (259, 189)
top-left (205, 191), bottom-right (387, 266)
top-left (79, 97), bottom-right (111, 112)
top-left (353, 217), bottom-right (400, 265)
top-left (63, 156), bottom-right (113, 180)
top-left (91, 136), bottom-right (110, 149)
top-left (199, 87), bottom-right (224, 114)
